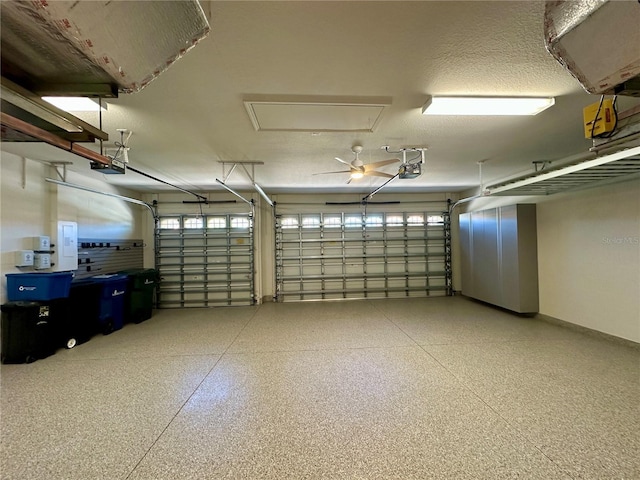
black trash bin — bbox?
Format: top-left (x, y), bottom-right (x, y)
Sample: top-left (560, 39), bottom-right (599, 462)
top-left (1, 302), bottom-right (57, 363)
top-left (2, 272), bottom-right (74, 361)
top-left (119, 269), bottom-right (158, 324)
top-left (58, 279), bottom-right (102, 349)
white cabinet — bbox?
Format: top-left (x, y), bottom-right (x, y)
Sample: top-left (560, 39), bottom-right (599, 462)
top-left (460, 204), bottom-right (538, 313)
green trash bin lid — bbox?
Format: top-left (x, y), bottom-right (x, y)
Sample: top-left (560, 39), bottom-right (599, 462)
top-left (118, 269), bottom-right (158, 290)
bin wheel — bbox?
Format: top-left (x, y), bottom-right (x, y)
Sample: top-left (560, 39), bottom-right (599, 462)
top-left (25, 355), bottom-right (37, 364)
top-left (103, 320), bottom-right (114, 335)
top-left (66, 338), bottom-right (77, 349)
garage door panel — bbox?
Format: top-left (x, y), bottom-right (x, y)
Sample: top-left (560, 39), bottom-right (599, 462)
top-left (344, 265), bottom-right (365, 276)
top-left (276, 209), bottom-right (451, 302)
top-left (366, 264), bottom-right (386, 275)
top-left (366, 279), bottom-right (386, 290)
top-left (322, 264), bottom-right (343, 276)
top-left (156, 213), bottom-right (255, 308)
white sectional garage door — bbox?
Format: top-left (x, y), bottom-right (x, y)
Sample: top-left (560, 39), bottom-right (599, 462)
top-left (155, 213), bottom-right (255, 307)
top-left (274, 204), bottom-right (451, 301)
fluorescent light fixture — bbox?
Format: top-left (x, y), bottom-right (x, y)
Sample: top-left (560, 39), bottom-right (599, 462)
top-left (421, 96), bottom-right (555, 116)
top-left (1, 85), bottom-right (83, 132)
top-left (42, 96), bottom-right (107, 112)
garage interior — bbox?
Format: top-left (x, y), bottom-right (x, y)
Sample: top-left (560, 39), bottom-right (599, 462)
top-left (1, 1), bottom-right (639, 479)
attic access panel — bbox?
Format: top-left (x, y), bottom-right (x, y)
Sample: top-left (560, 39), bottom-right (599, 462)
top-left (244, 96), bottom-right (391, 132)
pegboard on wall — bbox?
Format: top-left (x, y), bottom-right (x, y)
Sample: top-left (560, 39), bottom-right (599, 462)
top-left (74, 238), bottom-right (144, 280)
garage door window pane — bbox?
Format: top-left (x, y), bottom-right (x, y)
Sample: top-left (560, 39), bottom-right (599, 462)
top-left (427, 215), bottom-right (444, 225)
top-left (365, 214), bottom-right (383, 227)
top-left (407, 214), bottom-right (424, 226)
top-left (208, 217), bottom-right (226, 229)
top-left (302, 216), bottom-right (320, 228)
top-left (345, 215), bottom-right (362, 228)
top-left (184, 217), bottom-right (204, 229)
top-left (323, 215), bottom-right (341, 228)
top-left (386, 214), bottom-right (403, 226)
top-left (281, 216), bottom-right (299, 229)
top-left (159, 218), bottom-right (180, 229)
top-left (231, 217), bottom-right (250, 229)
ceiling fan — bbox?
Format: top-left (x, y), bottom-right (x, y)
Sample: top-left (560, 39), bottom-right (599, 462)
top-left (314, 145), bottom-right (400, 184)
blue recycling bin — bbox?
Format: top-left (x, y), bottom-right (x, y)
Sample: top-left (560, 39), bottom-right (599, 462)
top-left (92, 274), bottom-right (128, 334)
top-left (5, 272), bottom-right (73, 301)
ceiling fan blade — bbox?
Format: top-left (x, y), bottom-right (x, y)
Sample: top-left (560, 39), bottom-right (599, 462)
top-left (312, 170), bottom-right (352, 176)
top-left (346, 177), bottom-right (353, 185)
top-left (364, 158), bottom-right (400, 170)
top-left (364, 170), bottom-right (395, 178)
top-left (335, 157), bottom-right (352, 167)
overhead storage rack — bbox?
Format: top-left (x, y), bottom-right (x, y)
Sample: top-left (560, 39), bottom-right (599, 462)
top-left (485, 146), bottom-right (640, 196)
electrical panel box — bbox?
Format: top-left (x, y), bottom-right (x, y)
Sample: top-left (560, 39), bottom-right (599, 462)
top-left (15, 250), bottom-right (34, 267)
top-left (52, 221), bottom-right (78, 272)
top-left (33, 236), bottom-right (51, 251)
top-left (583, 99), bottom-right (616, 138)
top-left (34, 253), bottom-right (51, 270)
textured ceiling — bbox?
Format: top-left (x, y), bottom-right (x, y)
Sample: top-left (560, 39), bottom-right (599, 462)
top-left (2, 0), bottom-right (638, 195)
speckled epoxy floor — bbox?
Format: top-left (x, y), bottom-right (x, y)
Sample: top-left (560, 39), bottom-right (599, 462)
top-left (1, 297), bottom-right (638, 479)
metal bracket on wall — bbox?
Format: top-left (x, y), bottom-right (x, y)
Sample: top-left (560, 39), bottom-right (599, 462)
top-left (49, 161), bottom-right (73, 182)
top-left (218, 160), bottom-right (264, 183)
top-left (217, 160), bottom-right (274, 207)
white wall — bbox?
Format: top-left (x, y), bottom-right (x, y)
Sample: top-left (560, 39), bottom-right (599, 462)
top-left (463, 178), bottom-right (640, 342)
top-left (537, 179), bottom-right (639, 342)
top-left (1, 151), bottom-right (144, 304)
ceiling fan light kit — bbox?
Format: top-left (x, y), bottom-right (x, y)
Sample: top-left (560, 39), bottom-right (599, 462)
top-left (316, 145), bottom-right (400, 183)
top-left (422, 95), bottom-right (555, 116)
